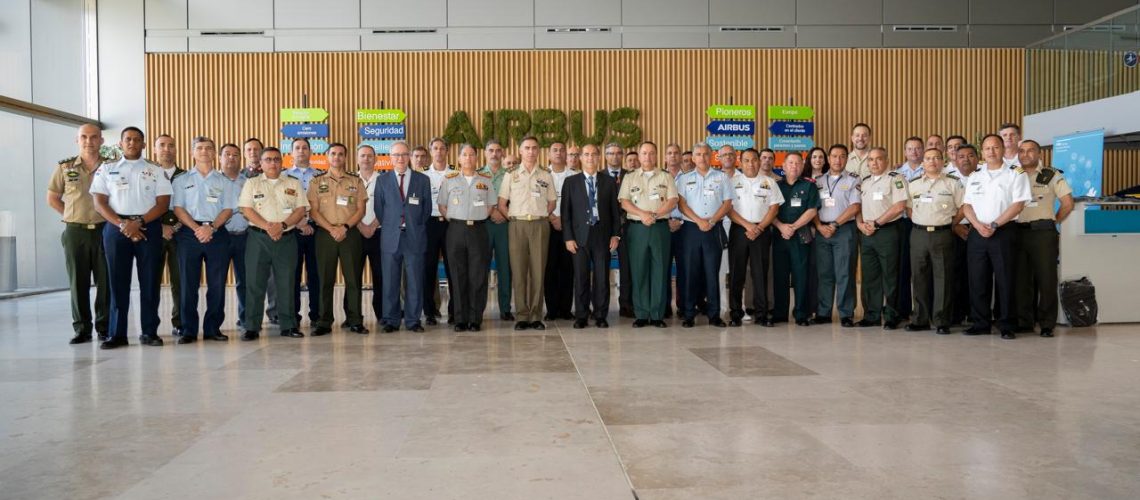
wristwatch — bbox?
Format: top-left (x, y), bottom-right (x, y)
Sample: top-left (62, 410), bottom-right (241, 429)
top-left (280, 222), bottom-right (288, 231)
top-left (829, 221), bottom-right (838, 228)
top-left (872, 220), bottom-right (881, 229)
top-left (989, 221), bottom-right (998, 230)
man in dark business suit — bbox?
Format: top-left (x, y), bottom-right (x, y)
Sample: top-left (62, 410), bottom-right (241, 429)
top-left (603, 142), bottom-right (632, 317)
top-left (373, 141), bottom-right (432, 333)
top-left (561, 144), bottom-right (622, 329)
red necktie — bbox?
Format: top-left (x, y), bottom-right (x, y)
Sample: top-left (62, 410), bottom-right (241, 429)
top-left (398, 173), bottom-right (406, 227)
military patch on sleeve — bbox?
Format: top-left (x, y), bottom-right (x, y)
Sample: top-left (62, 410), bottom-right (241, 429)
top-left (894, 180), bottom-right (904, 189)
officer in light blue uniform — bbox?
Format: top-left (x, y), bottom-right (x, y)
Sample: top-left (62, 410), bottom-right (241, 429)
top-left (218, 143), bottom-right (250, 330)
top-left (89, 126), bottom-right (173, 349)
top-left (285, 138), bottom-right (322, 326)
top-left (675, 143), bottom-right (734, 327)
top-left (172, 136), bottom-right (236, 343)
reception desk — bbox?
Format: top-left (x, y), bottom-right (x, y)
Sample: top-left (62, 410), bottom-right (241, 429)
top-left (1059, 202), bottom-right (1140, 323)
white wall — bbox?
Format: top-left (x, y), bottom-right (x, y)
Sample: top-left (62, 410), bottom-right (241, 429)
top-left (1023, 90), bottom-right (1140, 146)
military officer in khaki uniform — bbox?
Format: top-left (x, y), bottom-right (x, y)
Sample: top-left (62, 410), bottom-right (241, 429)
top-left (857, 147), bottom-right (910, 329)
top-left (498, 136), bottom-right (557, 331)
top-left (1014, 140), bottom-right (1074, 338)
top-left (306, 143), bottom-right (368, 336)
top-left (238, 147), bottom-right (310, 341)
top-left (906, 148), bottom-right (965, 335)
top-left (441, 144), bottom-right (497, 332)
top-left (619, 141), bottom-right (680, 327)
top-left (47, 123), bottom-right (113, 344)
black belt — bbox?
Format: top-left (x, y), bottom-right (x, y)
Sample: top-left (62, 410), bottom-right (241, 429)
top-left (1016, 220), bottom-right (1056, 230)
top-left (913, 223), bottom-right (951, 232)
top-left (228, 230), bottom-right (247, 236)
top-left (823, 220), bottom-right (853, 227)
top-left (249, 226), bottom-right (294, 235)
top-left (117, 214), bottom-right (145, 221)
top-left (66, 222), bottom-right (105, 229)
top-left (450, 219), bottom-right (486, 226)
top-left (876, 218), bottom-right (901, 229)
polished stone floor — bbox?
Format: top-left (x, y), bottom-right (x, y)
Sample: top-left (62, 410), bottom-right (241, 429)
top-left (1, 287), bottom-right (1139, 499)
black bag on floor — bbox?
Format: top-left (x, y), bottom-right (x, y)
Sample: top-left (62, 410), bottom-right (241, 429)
top-left (1059, 277), bottom-right (1098, 327)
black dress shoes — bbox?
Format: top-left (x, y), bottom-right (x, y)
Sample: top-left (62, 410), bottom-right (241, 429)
top-left (205, 332), bottom-right (229, 341)
top-left (100, 338), bottom-right (128, 350)
top-left (883, 321), bottom-right (899, 330)
top-left (140, 335), bottom-right (164, 346)
top-left (632, 319), bottom-right (649, 328)
top-left (425, 316), bottom-right (438, 326)
top-left (728, 319), bottom-right (743, 327)
top-left (349, 325), bottom-right (369, 334)
top-left (904, 324), bottom-right (930, 332)
top-left (855, 319), bottom-right (878, 328)
top-left (171, 328), bottom-right (182, 338)
top-left (1040, 328), bottom-right (1054, 338)
top-left (795, 319), bottom-right (811, 327)
top-left (312, 327), bottom-right (332, 337)
top-left (447, 317), bottom-right (456, 325)
top-left (840, 318), bottom-right (855, 328)
top-left (812, 316), bottom-right (832, 325)
top-left (69, 334), bottom-right (92, 345)
top-left (758, 318), bottom-right (775, 327)
top-left (963, 326), bottom-right (991, 336)
top-left (936, 326), bottom-right (952, 335)
top-left (544, 314), bottom-right (556, 321)
top-left (681, 319), bottom-right (695, 328)
top-left (176, 336), bottom-right (196, 344)
top-left (651, 320), bottom-right (667, 328)
top-left (241, 330), bottom-right (260, 341)
top-left (409, 325), bottom-right (425, 333)
top-left (501, 312), bottom-right (515, 321)
top-left (514, 321), bottom-right (530, 331)
top-left (596, 319), bottom-right (609, 328)
top-left (1000, 330), bottom-right (1016, 340)
top-left (454, 323), bottom-right (468, 332)
top-left (530, 321), bottom-right (546, 330)
top-left (468, 323), bottom-right (482, 332)
top-left (381, 325), bottom-right (398, 333)
top-left (280, 328), bottom-right (305, 338)
top-left (573, 319), bottom-right (588, 329)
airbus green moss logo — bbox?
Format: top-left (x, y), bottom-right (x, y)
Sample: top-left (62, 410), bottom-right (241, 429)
top-left (442, 107), bottom-right (642, 149)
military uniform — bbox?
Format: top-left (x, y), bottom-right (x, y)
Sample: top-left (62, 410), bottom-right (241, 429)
top-left (89, 157), bottom-right (173, 346)
top-left (845, 150), bottom-right (872, 179)
top-left (238, 174), bottom-right (310, 336)
top-left (285, 165), bottom-right (321, 325)
top-left (481, 164), bottom-right (513, 318)
top-left (1014, 166), bottom-right (1072, 334)
top-left (158, 165), bottom-right (185, 334)
top-left (441, 170), bottom-right (497, 328)
top-left (307, 169), bottom-right (368, 332)
top-left (423, 164), bottom-right (456, 323)
top-left (907, 173), bottom-right (964, 330)
top-left (675, 168), bottom-right (732, 324)
top-left (859, 172), bottom-right (909, 326)
top-left (171, 168), bottom-right (236, 341)
top-left (501, 165), bottom-right (557, 324)
top-left (619, 168), bottom-right (679, 322)
top-left (48, 156), bottom-right (110, 342)
top-left (220, 171), bottom-right (250, 328)
top-left (771, 177), bottom-right (821, 323)
top-left (727, 172), bottom-right (784, 323)
top-left (814, 171), bottom-right (862, 322)
top-left (962, 165), bottom-right (1031, 336)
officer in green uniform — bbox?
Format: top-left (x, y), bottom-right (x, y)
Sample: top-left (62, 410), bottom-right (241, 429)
top-left (857, 147), bottom-right (910, 329)
top-left (441, 144), bottom-right (497, 332)
top-left (771, 152), bottom-right (820, 326)
top-left (620, 141), bottom-right (680, 327)
top-left (906, 148), bottom-right (964, 334)
top-left (479, 140), bottom-right (515, 320)
top-left (153, 134), bottom-right (185, 337)
top-left (47, 123), bottom-right (114, 344)
top-left (306, 143), bottom-right (368, 336)
top-left (1014, 140), bottom-right (1074, 338)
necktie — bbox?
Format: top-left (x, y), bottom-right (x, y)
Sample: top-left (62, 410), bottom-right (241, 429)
top-left (587, 176), bottom-right (598, 226)
top-left (397, 173), bottom-right (406, 201)
top-left (398, 173), bottom-right (406, 227)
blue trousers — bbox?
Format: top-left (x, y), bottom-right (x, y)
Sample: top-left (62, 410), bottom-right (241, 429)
top-left (814, 223), bottom-right (858, 319)
top-left (381, 235), bottom-right (424, 329)
top-left (294, 230), bottom-right (319, 323)
top-left (679, 221), bottom-right (723, 320)
top-left (103, 220), bottom-right (162, 341)
top-left (176, 227), bottom-right (231, 339)
top-left (224, 231), bottom-right (248, 327)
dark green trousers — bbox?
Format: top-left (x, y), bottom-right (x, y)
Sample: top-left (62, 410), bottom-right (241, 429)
top-left (62, 223), bottom-right (109, 336)
top-left (772, 231), bottom-right (811, 322)
top-left (486, 220), bottom-right (512, 314)
top-left (628, 221), bottom-right (671, 320)
top-left (910, 227), bottom-right (955, 327)
top-left (1015, 225), bottom-right (1060, 329)
top-left (860, 223), bottom-right (900, 323)
top-left (245, 230), bottom-right (299, 331)
top-left (159, 234), bottom-right (181, 329)
top-left (315, 227), bottom-right (364, 328)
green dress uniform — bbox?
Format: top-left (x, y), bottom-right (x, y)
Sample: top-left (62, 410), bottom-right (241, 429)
top-left (441, 170), bottom-right (497, 328)
top-left (481, 164), bottom-right (513, 317)
top-left (238, 174), bottom-right (310, 336)
top-left (1014, 166), bottom-right (1072, 333)
top-left (307, 169), bottom-right (368, 331)
top-left (907, 173), bottom-right (964, 330)
top-left (618, 168), bottom-right (679, 321)
top-left (48, 156), bottom-right (111, 342)
top-left (771, 177), bottom-right (821, 323)
top-left (859, 172), bottom-right (910, 325)
top-left (159, 165), bottom-right (186, 334)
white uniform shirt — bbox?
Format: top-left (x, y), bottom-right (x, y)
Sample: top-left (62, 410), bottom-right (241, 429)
top-left (963, 166), bottom-right (1032, 225)
top-left (361, 171), bottom-right (379, 226)
top-left (1002, 155), bottom-right (1021, 168)
top-left (425, 165), bottom-right (450, 216)
top-left (550, 166), bottom-right (573, 214)
top-left (89, 157), bottom-right (173, 215)
top-left (730, 172), bottom-right (785, 223)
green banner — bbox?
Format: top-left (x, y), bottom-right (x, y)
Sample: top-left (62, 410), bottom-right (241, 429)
top-left (356, 108), bottom-right (407, 123)
top-left (279, 108), bottom-right (329, 122)
top-left (706, 104), bottom-right (756, 120)
top-left (767, 105), bottom-right (814, 120)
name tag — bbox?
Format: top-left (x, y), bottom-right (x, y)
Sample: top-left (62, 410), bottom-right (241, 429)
top-left (920, 195), bottom-right (933, 204)
top-left (336, 196), bottom-right (350, 206)
top-left (873, 192), bottom-right (885, 201)
top-left (409, 196), bottom-right (420, 205)
top-left (473, 200), bottom-right (485, 207)
top-left (116, 181), bottom-right (130, 191)
top-left (703, 188), bottom-right (715, 197)
top-left (206, 196), bottom-right (220, 203)
top-left (1026, 200), bottom-right (1039, 208)
top-left (531, 191), bottom-right (541, 198)
top-left (791, 198), bottom-right (802, 208)
top-left (649, 192), bottom-right (661, 201)
top-left (823, 198), bottom-right (836, 208)
top-left (592, 206), bottom-right (599, 217)
top-left (283, 207), bottom-right (294, 216)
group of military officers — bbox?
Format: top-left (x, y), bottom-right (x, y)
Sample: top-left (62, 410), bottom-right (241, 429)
top-left (48, 121), bottom-right (1072, 349)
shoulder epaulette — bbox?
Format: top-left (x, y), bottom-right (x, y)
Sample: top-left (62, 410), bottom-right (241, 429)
top-left (947, 173), bottom-right (960, 181)
top-left (313, 170), bottom-right (327, 177)
top-left (802, 177), bottom-right (816, 184)
top-left (478, 171), bottom-right (491, 178)
top-left (887, 171), bottom-right (899, 177)
top-left (861, 175), bottom-right (871, 182)
top-left (58, 156), bottom-right (78, 167)
top-left (847, 172), bottom-right (859, 178)
top-left (445, 171), bottom-right (460, 179)
top-left (506, 166), bottom-right (519, 174)
top-left (1013, 166), bottom-right (1025, 174)
top-left (1036, 167), bottom-right (1056, 184)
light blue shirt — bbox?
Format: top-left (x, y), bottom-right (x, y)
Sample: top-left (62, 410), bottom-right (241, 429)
top-left (285, 165), bottom-right (320, 192)
top-left (895, 162), bottom-right (923, 182)
top-left (676, 168), bottom-right (734, 221)
top-left (171, 169), bottom-right (235, 222)
top-left (221, 172), bottom-right (249, 232)
top-left (670, 171), bottom-right (684, 219)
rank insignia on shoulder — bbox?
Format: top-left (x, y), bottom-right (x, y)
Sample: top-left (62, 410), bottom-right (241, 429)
top-left (887, 171), bottom-right (899, 177)
top-left (445, 171), bottom-right (460, 179)
top-left (894, 180), bottom-right (904, 189)
top-left (1014, 166), bottom-right (1025, 174)
top-left (1036, 168), bottom-right (1055, 184)
top-left (59, 156), bottom-right (78, 166)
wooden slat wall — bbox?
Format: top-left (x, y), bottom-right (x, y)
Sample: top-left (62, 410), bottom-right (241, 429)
top-left (1026, 49), bottom-right (1140, 114)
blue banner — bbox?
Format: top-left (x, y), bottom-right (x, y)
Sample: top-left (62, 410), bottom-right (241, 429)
top-left (706, 121), bottom-right (755, 135)
top-left (359, 140), bottom-right (398, 154)
top-left (280, 123), bottom-right (329, 138)
top-left (768, 136), bottom-right (814, 151)
top-left (768, 121), bottom-right (814, 136)
top-left (359, 124), bottom-right (406, 139)
top-left (706, 135), bottom-right (755, 150)
top-left (1053, 130), bottom-right (1103, 199)
top-left (279, 138), bottom-right (329, 154)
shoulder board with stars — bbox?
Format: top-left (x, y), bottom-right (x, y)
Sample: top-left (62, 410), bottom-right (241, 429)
top-left (947, 173), bottom-right (960, 181)
top-left (313, 170), bottom-right (327, 177)
top-left (445, 171), bottom-right (461, 179)
top-left (478, 171), bottom-right (492, 178)
top-left (58, 156), bottom-right (78, 167)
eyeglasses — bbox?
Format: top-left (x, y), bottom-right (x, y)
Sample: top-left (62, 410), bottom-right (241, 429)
top-left (390, 153), bottom-right (410, 158)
